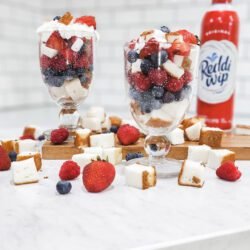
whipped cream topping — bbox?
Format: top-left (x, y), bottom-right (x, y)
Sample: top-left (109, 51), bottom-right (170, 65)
top-left (37, 20), bottom-right (99, 40)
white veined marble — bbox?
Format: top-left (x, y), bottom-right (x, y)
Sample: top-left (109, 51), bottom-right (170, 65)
top-left (1, 159), bottom-right (250, 250)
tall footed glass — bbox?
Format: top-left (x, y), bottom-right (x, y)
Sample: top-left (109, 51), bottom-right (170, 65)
top-left (38, 29), bottom-right (96, 133)
top-left (124, 40), bottom-right (199, 177)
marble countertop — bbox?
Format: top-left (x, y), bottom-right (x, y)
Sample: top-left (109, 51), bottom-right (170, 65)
top-left (1, 159), bottom-right (250, 250)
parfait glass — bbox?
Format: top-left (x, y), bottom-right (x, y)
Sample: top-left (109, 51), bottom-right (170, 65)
top-left (124, 40), bottom-right (199, 177)
top-left (38, 28), bottom-right (97, 133)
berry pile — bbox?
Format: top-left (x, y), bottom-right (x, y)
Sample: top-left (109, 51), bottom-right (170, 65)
top-left (39, 12), bottom-right (96, 89)
top-left (125, 28), bottom-right (198, 115)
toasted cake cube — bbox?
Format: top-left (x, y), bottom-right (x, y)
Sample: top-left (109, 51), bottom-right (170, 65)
top-left (103, 148), bottom-right (122, 165)
top-left (185, 121), bottom-right (202, 141)
top-left (17, 152), bottom-right (42, 171)
top-left (12, 158), bottom-right (39, 185)
top-left (235, 125), bottom-right (250, 136)
top-left (90, 133), bottom-right (115, 148)
top-left (14, 139), bottom-right (38, 154)
top-left (65, 78), bottom-right (88, 102)
top-left (163, 60), bottom-right (184, 79)
top-left (1, 140), bottom-right (15, 153)
top-left (187, 145), bottom-right (211, 164)
top-left (199, 127), bottom-right (223, 147)
top-left (86, 106), bottom-right (106, 122)
top-left (74, 128), bottom-right (91, 148)
top-left (23, 125), bottom-right (43, 140)
top-left (125, 164), bottom-right (156, 190)
top-left (207, 149), bottom-right (235, 170)
top-left (72, 153), bottom-right (98, 169)
top-left (167, 128), bottom-right (185, 145)
top-left (82, 117), bottom-right (102, 132)
top-left (83, 147), bottom-right (103, 157)
top-left (178, 160), bottom-right (205, 188)
top-left (109, 116), bottom-right (122, 127)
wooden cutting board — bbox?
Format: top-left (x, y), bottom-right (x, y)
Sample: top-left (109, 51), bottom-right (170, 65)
top-left (42, 134), bottom-right (250, 160)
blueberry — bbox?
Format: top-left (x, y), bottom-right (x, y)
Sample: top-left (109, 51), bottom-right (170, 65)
top-left (8, 151), bottom-right (17, 162)
top-left (175, 90), bottom-right (185, 102)
top-left (129, 87), bottom-right (142, 101)
top-left (65, 68), bottom-right (77, 79)
top-left (151, 99), bottom-right (163, 110)
top-left (152, 86), bottom-right (165, 99)
top-left (127, 50), bottom-right (138, 63)
top-left (162, 91), bottom-right (175, 103)
top-left (38, 135), bottom-right (45, 141)
top-left (160, 26), bottom-right (170, 33)
top-left (53, 16), bottom-right (61, 21)
top-left (56, 181), bottom-right (72, 195)
top-left (150, 50), bottom-right (168, 67)
top-left (140, 59), bottom-right (154, 75)
top-left (183, 84), bottom-right (192, 95)
top-left (110, 125), bottom-right (119, 134)
top-left (79, 74), bottom-right (88, 85)
top-left (43, 69), bottom-right (65, 87)
top-left (125, 152), bottom-right (144, 161)
top-left (149, 144), bottom-right (158, 152)
top-left (141, 102), bottom-right (152, 113)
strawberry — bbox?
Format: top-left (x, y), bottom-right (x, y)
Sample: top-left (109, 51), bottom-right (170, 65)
top-left (165, 77), bottom-right (184, 92)
top-left (176, 29), bottom-right (198, 44)
top-left (117, 124), bottom-right (140, 145)
top-left (50, 128), bottom-right (69, 144)
top-left (216, 161), bottom-right (242, 182)
top-left (148, 69), bottom-right (168, 86)
top-left (74, 16), bottom-right (96, 29)
top-left (139, 39), bottom-right (159, 59)
top-left (60, 48), bottom-right (77, 65)
top-left (131, 72), bottom-right (151, 92)
top-left (59, 160), bottom-right (80, 180)
top-left (40, 55), bottom-right (51, 70)
top-left (181, 70), bottom-right (193, 85)
top-left (83, 160), bottom-right (116, 193)
top-left (168, 41), bottom-right (191, 56)
top-left (74, 53), bottom-right (90, 69)
top-left (0, 146), bottom-right (11, 171)
top-left (46, 31), bottom-right (67, 51)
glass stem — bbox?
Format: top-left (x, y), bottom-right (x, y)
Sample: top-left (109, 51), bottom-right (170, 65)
top-left (59, 107), bottom-right (81, 132)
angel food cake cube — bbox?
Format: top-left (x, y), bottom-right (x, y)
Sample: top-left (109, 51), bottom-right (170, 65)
top-left (187, 145), bottom-right (211, 164)
top-left (14, 139), bottom-right (38, 154)
top-left (199, 127), bottom-right (223, 147)
top-left (72, 153), bottom-right (99, 169)
top-left (207, 149), bottom-right (235, 170)
top-left (125, 164), bottom-right (157, 190)
top-left (12, 158), bottom-right (39, 185)
top-left (166, 128), bottom-right (185, 145)
top-left (74, 128), bottom-right (91, 148)
top-left (90, 133), bottom-right (115, 148)
top-left (178, 160), bottom-right (205, 188)
top-left (17, 152), bottom-right (42, 171)
top-left (103, 148), bottom-right (122, 165)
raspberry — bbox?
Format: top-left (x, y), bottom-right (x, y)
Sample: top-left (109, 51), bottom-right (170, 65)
top-left (216, 161), bottom-right (242, 182)
top-left (59, 160), bottom-right (80, 180)
top-left (165, 77), bottom-right (184, 93)
top-left (50, 55), bottom-right (67, 72)
top-left (50, 128), bottom-right (69, 144)
top-left (131, 72), bottom-right (151, 92)
top-left (40, 55), bottom-right (51, 70)
top-left (117, 124), bottom-right (140, 145)
top-left (148, 69), bottom-right (168, 86)
top-left (181, 70), bottom-right (193, 85)
top-left (139, 39), bottom-right (159, 59)
top-left (74, 16), bottom-right (96, 29)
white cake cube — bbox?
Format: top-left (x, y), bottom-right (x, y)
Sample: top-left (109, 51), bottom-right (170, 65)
top-left (103, 148), bottom-right (122, 165)
top-left (178, 160), bottom-right (205, 188)
top-left (167, 128), bottom-right (184, 145)
top-left (14, 139), bottom-right (38, 154)
top-left (65, 78), bottom-right (88, 102)
top-left (187, 145), bottom-right (211, 164)
top-left (185, 121), bottom-right (202, 141)
top-left (207, 149), bottom-right (235, 170)
top-left (173, 55), bottom-right (184, 67)
top-left (125, 164), bottom-right (156, 190)
top-left (90, 133), bottom-right (115, 148)
top-left (41, 43), bottom-right (58, 58)
top-left (22, 125), bottom-right (43, 140)
top-left (102, 116), bottom-right (111, 131)
top-left (17, 152), bottom-right (42, 171)
top-left (84, 147), bottom-right (103, 157)
top-left (12, 158), bottom-right (39, 185)
top-left (72, 153), bottom-right (98, 169)
top-left (82, 117), bottom-right (102, 132)
top-left (74, 128), bottom-right (91, 147)
top-left (71, 38), bottom-right (84, 52)
top-left (163, 60), bottom-right (184, 79)
top-left (131, 59), bottom-right (142, 73)
top-left (86, 107), bottom-right (106, 122)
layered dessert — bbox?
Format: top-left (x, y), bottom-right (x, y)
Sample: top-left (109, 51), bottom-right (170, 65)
top-left (124, 27), bottom-right (199, 134)
top-left (37, 12), bottom-right (98, 107)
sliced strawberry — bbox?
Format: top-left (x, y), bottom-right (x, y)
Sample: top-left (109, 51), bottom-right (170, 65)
top-left (74, 16), bottom-right (96, 29)
top-left (176, 29), bottom-right (198, 44)
top-left (46, 31), bottom-right (67, 51)
top-left (139, 39), bottom-right (159, 59)
top-left (40, 55), bottom-right (51, 69)
top-left (168, 41), bottom-right (191, 57)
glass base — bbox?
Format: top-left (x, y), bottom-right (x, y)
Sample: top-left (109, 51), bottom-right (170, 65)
top-left (126, 157), bottom-right (182, 178)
